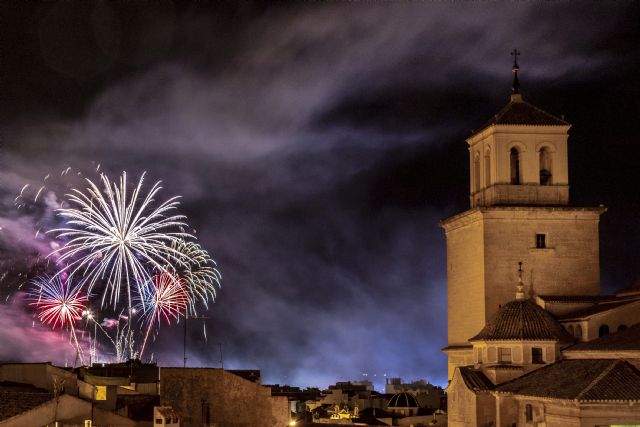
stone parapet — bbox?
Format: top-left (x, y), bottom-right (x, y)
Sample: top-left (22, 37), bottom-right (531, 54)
top-left (471, 184), bottom-right (569, 207)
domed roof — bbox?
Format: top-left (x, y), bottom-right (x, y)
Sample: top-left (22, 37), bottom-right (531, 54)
top-left (470, 299), bottom-right (573, 342)
top-left (387, 392), bottom-right (419, 408)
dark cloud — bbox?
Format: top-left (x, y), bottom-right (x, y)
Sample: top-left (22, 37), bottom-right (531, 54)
top-left (1, 2), bottom-right (639, 389)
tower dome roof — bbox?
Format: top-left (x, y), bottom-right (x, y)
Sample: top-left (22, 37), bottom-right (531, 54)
top-left (387, 392), bottom-right (419, 408)
top-left (469, 300), bottom-right (573, 342)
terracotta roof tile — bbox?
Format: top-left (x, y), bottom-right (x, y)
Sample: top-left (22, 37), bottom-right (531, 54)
top-left (459, 367), bottom-right (494, 392)
top-left (496, 359), bottom-right (640, 402)
top-left (470, 300), bottom-right (573, 342)
top-left (476, 99), bottom-right (568, 133)
top-left (0, 382), bottom-right (52, 421)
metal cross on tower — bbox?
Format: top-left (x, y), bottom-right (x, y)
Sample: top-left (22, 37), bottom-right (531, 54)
top-left (511, 49), bottom-right (521, 94)
top-left (511, 48), bottom-right (521, 67)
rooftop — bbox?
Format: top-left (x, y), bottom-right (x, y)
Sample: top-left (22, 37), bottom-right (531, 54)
top-left (0, 382), bottom-right (52, 422)
top-left (537, 294), bottom-right (621, 303)
top-left (564, 323), bottom-right (640, 352)
top-left (459, 367), bottom-right (494, 393)
top-left (496, 359), bottom-right (640, 402)
top-left (559, 299), bottom-right (640, 320)
top-left (388, 392), bottom-right (419, 408)
top-left (474, 97), bottom-right (569, 134)
top-left (470, 299), bottom-right (573, 342)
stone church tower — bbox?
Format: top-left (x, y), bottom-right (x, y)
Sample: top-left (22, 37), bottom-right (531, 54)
top-left (440, 53), bottom-right (606, 379)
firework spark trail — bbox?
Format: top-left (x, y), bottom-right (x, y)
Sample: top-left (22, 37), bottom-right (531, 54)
top-left (29, 275), bottom-right (87, 365)
top-left (50, 172), bottom-right (193, 310)
top-left (137, 271), bottom-right (189, 359)
top-left (82, 309), bottom-right (118, 358)
top-left (15, 168), bottom-right (222, 362)
top-left (173, 240), bottom-right (222, 315)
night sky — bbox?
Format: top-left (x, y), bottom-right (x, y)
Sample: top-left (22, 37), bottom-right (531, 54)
top-left (1, 2), bottom-right (639, 389)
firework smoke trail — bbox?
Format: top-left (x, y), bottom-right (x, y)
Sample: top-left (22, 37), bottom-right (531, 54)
top-left (49, 171), bottom-right (193, 312)
top-left (137, 271), bottom-right (189, 359)
top-left (29, 275), bottom-right (88, 365)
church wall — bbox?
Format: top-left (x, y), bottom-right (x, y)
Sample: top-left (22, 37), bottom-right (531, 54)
top-left (475, 393), bottom-right (495, 427)
top-left (582, 299), bottom-right (640, 341)
top-left (446, 347), bottom-right (475, 381)
top-left (482, 208), bottom-right (602, 323)
top-left (578, 403), bottom-right (640, 426)
top-left (524, 399), bottom-right (580, 427)
top-left (474, 341), bottom-right (557, 369)
top-left (447, 369), bottom-right (481, 427)
top-left (443, 212), bottom-right (486, 347)
top-left (495, 394), bottom-right (518, 427)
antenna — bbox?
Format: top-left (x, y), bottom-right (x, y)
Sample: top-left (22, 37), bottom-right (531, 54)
top-left (183, 313), bottom-right (208, 368)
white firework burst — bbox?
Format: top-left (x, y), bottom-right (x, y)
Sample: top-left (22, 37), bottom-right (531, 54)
top-left (50, 172), bottom-right (193, 308)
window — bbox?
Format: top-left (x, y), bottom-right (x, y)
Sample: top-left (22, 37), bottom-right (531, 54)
top-left (525, 404), bottom-right (533, 422)
top-left (535, 234), bottom-right (546, 249)
top-left (477, 348), bottom-right (483, 363)
top-left (474, 153), bottom-right (481, 193)
top-left (575, 325), bottom-right (583, 340)
top-left (94, 385), bottom-right (107, 401)
top-left (510, 147), bottom-right (520, 184)
top-left (155, 419), bottom-right (162, 425)
top-left (532, 347), bottom-right (544, 364)
top-left (202, 399), bottom-right (210, 425)
top-left (599, 324), bottom-right (610, 337)
top-left (484, 150), bottom-right (491, 187)
top-left (498, 347), bottom-right (512, 364)
top-left (539, 148), bottom-right (552, 185)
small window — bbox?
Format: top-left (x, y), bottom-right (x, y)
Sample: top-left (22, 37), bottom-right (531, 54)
top-left (155, 419), bottom-right (162, 425)
top-left (536, 234), bottom-right (546, 249)
top-left (525, 404), bottom-right (533, 422)
top-left (498, 347), bottom-right (512, 364)
top-left (510, 148), bottom-right (520, 185)
top-left (532, 347), bottom-right (544, 364)
top-left (599, 324), bottom-right (610, 337)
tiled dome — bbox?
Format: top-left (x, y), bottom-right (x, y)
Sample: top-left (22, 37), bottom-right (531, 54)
top-left (387, 392), bottom-right (419, 408)
top-left (469, 300), bottom-right (573, 342)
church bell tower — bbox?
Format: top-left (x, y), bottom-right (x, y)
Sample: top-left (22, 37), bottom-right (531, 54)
top-left (440, 51), bottom-right (606, 380)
